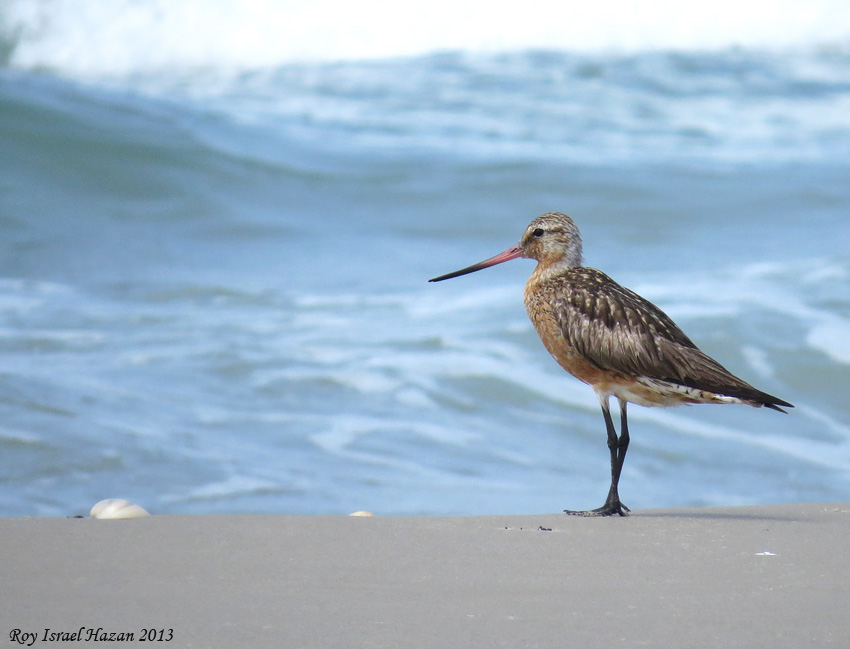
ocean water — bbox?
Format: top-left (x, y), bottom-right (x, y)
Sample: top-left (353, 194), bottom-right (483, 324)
top-left (1, 0), bottom-right (849, 516)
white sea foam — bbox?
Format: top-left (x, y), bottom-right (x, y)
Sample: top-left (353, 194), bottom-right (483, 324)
top-left (740, 345), bottom-right (776, 380)
top-left (807, 320), bottom-right (850, 364)
top-left (0, 426), bottom-right (41, 445)
top-left (632, 406), bottom-right (850, 471)
top-left (172, 474), bottom-right (282, 501)
top-left (3, 0), bottom-right (850, 78)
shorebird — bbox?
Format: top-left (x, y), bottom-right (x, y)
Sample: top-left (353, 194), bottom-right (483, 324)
top-left (429, 212), bottom-right (792, 516)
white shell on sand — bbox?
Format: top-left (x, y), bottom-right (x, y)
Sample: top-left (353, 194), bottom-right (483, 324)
top-left (90, 498), bottom-right (150, 519)
top-left (348, 511), bottom-right (375, 517)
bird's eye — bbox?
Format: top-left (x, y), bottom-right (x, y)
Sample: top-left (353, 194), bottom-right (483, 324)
top-left (532, 228), bottom-right (544, 237)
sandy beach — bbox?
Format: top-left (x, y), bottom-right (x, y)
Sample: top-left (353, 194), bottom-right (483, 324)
top-left (1, 502), bottom-right (848, 648)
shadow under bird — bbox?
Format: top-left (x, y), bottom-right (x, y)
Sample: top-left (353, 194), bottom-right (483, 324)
top-left (429, 212), bottom-right (792, 516)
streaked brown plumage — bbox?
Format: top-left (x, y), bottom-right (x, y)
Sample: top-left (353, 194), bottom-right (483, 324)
top-left (429, 212), bottom-right (792, 516)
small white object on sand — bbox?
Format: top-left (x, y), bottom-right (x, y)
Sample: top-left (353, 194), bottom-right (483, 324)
top-left (90, 498), bottom-right (150, 519)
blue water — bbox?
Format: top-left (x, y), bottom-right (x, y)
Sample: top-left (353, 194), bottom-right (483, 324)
top-left (1, 1), bottom-right (849, 516)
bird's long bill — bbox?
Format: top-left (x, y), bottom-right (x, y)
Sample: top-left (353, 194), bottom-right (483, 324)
top-left (428, 245), bottom-right (523, 282)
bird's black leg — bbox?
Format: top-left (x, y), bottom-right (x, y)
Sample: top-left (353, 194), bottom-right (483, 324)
top-left (564, 398), bottom-right (631, 517)
top-left (610, 398), bottom-right (630, 513)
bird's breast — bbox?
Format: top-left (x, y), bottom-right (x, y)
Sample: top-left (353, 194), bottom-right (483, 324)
top-left (523, 274), bottom-right (610, 387)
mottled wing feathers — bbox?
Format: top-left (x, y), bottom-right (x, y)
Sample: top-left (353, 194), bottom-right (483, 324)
top-left (542, 268), bottom-right (791, 410)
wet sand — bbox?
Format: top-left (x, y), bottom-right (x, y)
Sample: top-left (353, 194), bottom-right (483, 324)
top-left (2, 503), bottom-right (848, 648)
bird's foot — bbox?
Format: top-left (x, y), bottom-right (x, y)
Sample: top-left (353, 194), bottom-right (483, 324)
top-left (564, 501), bottom-right (630, 517)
